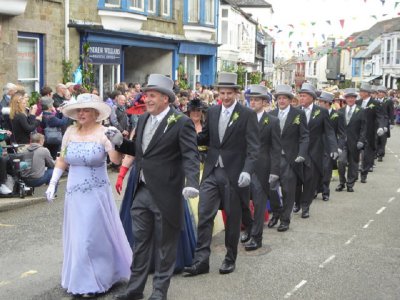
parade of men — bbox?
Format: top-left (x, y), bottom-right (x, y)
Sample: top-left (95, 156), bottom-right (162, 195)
top-left (3, 1), bottom-right (400, 299)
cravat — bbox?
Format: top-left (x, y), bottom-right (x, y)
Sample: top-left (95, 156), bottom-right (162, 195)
top-left (278, 110), bottom-right (285, 132)
top-left (346, 106), bottom-right (353, 125)
top-left (304, 107), bottom-right (311, 124)
top-left (218, 109), bottom-right (230, 142)
top-left (142, 116), bottom-right (159, 152)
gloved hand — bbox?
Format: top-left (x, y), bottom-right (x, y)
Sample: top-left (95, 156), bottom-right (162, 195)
top-left (377, 128), bottom-right (384, 136)
top-left (116, 165), bottom-right (129, 194)
top-left (182, 187), bottom-right (199, 198)
top-left (294, 156), bottom-right (305, 163)
top-left (45, 167), bottom-right (64, 202)
top-left (357, 142), bottom-right (364, 150)
top-left (104, 126), bottom-right (123, 147)
top-left (338, 148), bottom-right (343, 155)
top-left (269, 174), bottom-right (280, 190)
top-left (238, 172), bottom-right (251, 188)
top-left (384, 127), bottom-right (388, 133)
top-left (390, 125), bottom-right (394, 130)
top-left (330, 152), bottom-right (339, 160)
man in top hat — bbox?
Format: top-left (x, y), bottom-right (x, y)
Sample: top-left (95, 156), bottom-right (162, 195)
top-left (356, 83), bottom-right (385, 183)
top-left (375, 85), bottom-right (394, 162)
top-left (316, 91), bottom-right (345, 201)
top-left (109, 74), bottom-right (200, 300)
top-left (184, 72), bottom-right (259, 275)
top-left (269, 84), bottom-right (309, 232)
top-left (239, 85), bottom-right (281, 250)
top-left (336, 88), bottom-right (367, 192)
top-left (295, 83), bottom-right (338, 218)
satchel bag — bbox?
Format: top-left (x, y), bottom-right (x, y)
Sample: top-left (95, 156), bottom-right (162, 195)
top-left (44, 126), bottom-right (62, 145)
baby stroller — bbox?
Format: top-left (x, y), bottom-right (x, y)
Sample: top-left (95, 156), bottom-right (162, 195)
top-left (1, 144), bottom-right (34, 198)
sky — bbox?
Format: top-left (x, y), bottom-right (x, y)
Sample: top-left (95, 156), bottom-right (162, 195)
top-left (264, 0), bottom-right (400, 58)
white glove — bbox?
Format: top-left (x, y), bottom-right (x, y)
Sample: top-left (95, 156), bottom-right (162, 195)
top-left (238, 172), bottom-right (251, 188)
top-left (268, 174), bottom-right (279, 190)
top-left (294, 156), bottom-right (305, 163)
top-left (182, 187), bottom-right (199, 199)
top-left (377, 128), bottom-right (384, 136)
top-left (357, 142), bottom-right (364, 150)
top-left (104, 126), bottom-right (123, 147)
top-left (338, 148), bottom-right (343, 155)
top-left (330, 152), bottom-right (339, 160)
top-left (390, 125), bottom-right (394, 130)
top-left (45, 167), bottom-right (63, 202)
top-left (384, 127), bottom-right (388, 133)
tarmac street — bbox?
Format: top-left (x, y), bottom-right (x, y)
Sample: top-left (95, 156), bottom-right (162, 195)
top-left (1, 127), bottom-right (400, 300)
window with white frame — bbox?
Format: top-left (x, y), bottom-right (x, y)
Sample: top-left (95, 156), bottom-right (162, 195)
top-left (385, 39), bottom-right (392, 65)
top-left (204, 0), bottom-right (214, 25)
top-left (105, 0), bottom-right (120, 7)
top-left (313, 61), bottom-right (317, 76)
top-left (17, 36), bottom-right (40, 93)
top-left (161, 0), bottom-right (170, 16)
top-left (148, 0), bottom-right (156, 13)
top-left (188, 0), bottom-right (199, 22)
top-left (128, 0), bottom-right (144, 10)
top-left (396, 37), bottom-right (400, 65)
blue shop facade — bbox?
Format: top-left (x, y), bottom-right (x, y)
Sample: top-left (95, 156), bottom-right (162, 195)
top-left (72, 26), bottom-right (218, 97)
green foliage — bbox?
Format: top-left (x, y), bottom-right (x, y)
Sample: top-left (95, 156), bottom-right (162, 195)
top-left (236, 65), bottom-right (246, 89)
top-left (28, 91), bottom-right (40, 107)
top-left (249, 72), bottom-right (262, 84)
top-left (397, 79), bottom-right (400, 90)
top-left (338, 79), bottom-right (353, 89)
top-left (81, 42), bottom-right (95, 91)
top-left (177, 63), bottom-right (190, 90)
top-left (221, 63), bottom-right (235, 73)
top-left (62, 59), bottom-right (73, 84)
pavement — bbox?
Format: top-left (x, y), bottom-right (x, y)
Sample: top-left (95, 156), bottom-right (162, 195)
top-left (1, 126), bottom-right (400, 300)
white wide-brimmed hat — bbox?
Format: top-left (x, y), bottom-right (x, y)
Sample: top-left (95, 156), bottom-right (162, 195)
top-left (299, 82), bottom-right (317, 99)
top-left (274, 84), bottom-right (294, 99)
top-left (62, 93), bottom-right (111, 122)
top-left (318, 91), bottom-right (334, 103)
top-left (142, 74), bottom-right (176, 103)
top-left (214, 72), bottom-right (240, 89)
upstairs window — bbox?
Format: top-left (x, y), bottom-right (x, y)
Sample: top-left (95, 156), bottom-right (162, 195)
top-left (204, 0), bottom-right (214, 25)
top-left (185, 0), bottom-right (215, 26)
top-left (128, 0), bottom-right (144, 10)
top-left (188, 0), bottom-right (199, 22)
top-left (105, 0), bottom-right (120, 7)
top-left (396, 38), bottom-right (400, 65)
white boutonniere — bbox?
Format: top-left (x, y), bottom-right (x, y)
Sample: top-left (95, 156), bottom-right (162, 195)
top-left (330, 112), bottom-right (339, 120)
top-left (228, 112), bottom-right (239, 127)
top-left (355, 107), bottom-right (360, 113)
top-left (293, 114), bottom-right (300, 125)
top-left (367, 103), bottom-right (375, 109)
top-left (164, 113), bottom-right (182, 133)
top-left (312, 109), bottom-right (320, 119)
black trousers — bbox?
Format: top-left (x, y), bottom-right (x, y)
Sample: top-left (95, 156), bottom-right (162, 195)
top-left (280, 157), bottom-right (297, 224)
top-left (297, 161), bottom-right (320, 211)
top-left (125, 184), bottom-right (180, 300)
top-left (338, 149), bottom-right (359, 188)
top-left (360, 143), bottom-right (375, 178)
top-left (194, 167), bottom-right (244, 264)
top-left (376, 134), bottom-right (387, 158)
top-left (320, 153), bottom-right (334, 197)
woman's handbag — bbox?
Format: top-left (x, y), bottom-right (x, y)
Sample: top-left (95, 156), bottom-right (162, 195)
top-left (44, 126), bottom-right (62, 145)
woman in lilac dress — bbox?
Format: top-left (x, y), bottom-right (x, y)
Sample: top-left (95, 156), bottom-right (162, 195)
top-left (45, 93), bottom-right (132, 297)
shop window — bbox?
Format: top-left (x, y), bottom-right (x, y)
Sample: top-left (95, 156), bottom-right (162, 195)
top-left (17, 33), bottom-right (43, 94)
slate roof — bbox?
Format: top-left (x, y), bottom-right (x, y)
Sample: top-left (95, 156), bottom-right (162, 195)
top-left (228, 0), bottom-right (272, 7)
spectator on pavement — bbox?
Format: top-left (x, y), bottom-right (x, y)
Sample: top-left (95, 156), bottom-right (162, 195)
top-left (109, 94), bottom-right (130, 138)
top-left (21, 133), bottom-right (55, 188)
top-left (0, 129), bottom-right (13, 195)
top-left (1, 82), bottom-right (18, 130)
top-left (53, 84), bottom-right (68, 108)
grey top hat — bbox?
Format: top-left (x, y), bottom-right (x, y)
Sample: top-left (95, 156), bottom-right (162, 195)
top-left (299, 82), bottom-right (317, 99)
top-left (214, 72), bottom-right (240, 89)
top-left (143, 74), bottom-right (176, 103)
top-left (248, 85), bottom-right (271, 100)
top-left (343, 88), bottom-right (358, 98)
top-left (359, 83), bottom-right (372, 93)
top-left (318, 91), bottom-right (334, 103)
top-left (377, 85), bottom-right (387, 92)
top-left (274, 84), bottom-right (294, 99)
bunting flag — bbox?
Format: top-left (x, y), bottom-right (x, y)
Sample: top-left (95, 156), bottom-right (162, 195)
top-left (322, 34), bottom-right (326, 40)
top-left (339, 19), bottom-right (345, 29)
top-left (277, 30), bottom-right (282, 33)
top-left (289, 31), bottom-right (294, 37)
top-left (311, 22), bottom-right (316, 26)
top-left (395, 2), bottom-right (400, 8)
top-left (326, 20), bottom-right (331, 25)
top-left (371, 15), bottom-right (377, 19)
top-left (288, 24), bottom-right (294, 28)
top-left (380, 0), bottom-right (385, 5)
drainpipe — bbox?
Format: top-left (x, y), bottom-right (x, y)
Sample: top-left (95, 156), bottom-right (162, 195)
top-left (65, 0), bottom-right (70, 60)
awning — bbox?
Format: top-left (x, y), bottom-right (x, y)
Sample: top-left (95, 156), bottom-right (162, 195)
top-left (362, 75), bottom-right (382, 82)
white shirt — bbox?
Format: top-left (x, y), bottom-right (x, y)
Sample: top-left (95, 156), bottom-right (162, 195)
top-left (361, 97), bottom-right (370, 108)
top-left (221, 101), bottom-right (237, 119)
top-left (329, 108), bottom-right (333, 115)
top-left (303, 103), bottom-right (314, 122)
top-left (278, 105), bottom-right (291, 119)
top-left (257, 111), bottom-right (264, 122)
top-left (346, 105), bottom-right (354, 116)
top-left (151, 106), bottom-right (170, 124)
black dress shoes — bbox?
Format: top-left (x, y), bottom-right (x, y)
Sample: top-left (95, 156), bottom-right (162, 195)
top-left (293, 204), bottom-right (300, 213)
top-left (277, 223), bottom-right (289, 232)
top-left (301, 210), bottom-right (310, 219)
top-left (114, 291), bottom-right (144, 300)
top-left (183, 262), bottom-right (209, 276)
top-left (360, 176), bottom-right (367, 183)
top-left (322, 195), bottom-right (329, 201)
top-left (267, 215), bottom-right (279, 228)
top-left (335, 184), bottom-right (345, 192)
top-left (219, 260), bottom-right (235, 274)
top-left (347, 187), bottom-right (354, 192)
top-left (378, 157), bottom-right (383, 162)
top-left (244, 237), bottom-right (262, 251)
top-left (240, 231), bottom-right (251, 243)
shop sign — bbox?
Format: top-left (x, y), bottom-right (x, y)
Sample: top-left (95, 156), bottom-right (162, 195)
top-left (88, 43), bottom-right (121, 65)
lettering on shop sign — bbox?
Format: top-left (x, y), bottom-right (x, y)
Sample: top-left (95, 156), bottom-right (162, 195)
top-left (88, 43), bottom-right (121, 65)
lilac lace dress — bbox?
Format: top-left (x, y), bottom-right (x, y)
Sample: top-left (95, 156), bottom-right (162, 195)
top-left (60, 126), bottom-right (132, 295)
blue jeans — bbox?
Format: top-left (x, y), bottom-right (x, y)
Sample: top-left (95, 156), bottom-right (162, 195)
top-left (23, 168), bottom-right (53, 188)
